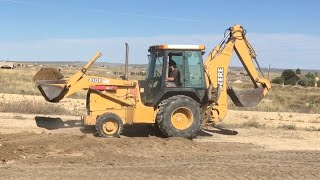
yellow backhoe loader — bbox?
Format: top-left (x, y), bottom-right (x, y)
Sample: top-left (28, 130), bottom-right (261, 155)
top-left (36, 24), bottom-right (271, 138)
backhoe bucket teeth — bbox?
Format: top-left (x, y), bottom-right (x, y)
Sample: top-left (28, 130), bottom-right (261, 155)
top-left (227, 86), bottom-right (264, 107)
top-left (36, 80), bottom-right (67, 102)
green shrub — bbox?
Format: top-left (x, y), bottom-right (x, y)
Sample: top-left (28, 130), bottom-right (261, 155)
top-left (296, 68), bottom-right (301, 74)
top-left (298, 72), bottom-right (317, 86)
top-left (281, 69), bottom-right (300, 85)
top-left (298, 79), bottom-right (308, 86)
top-left (281, 69), bottom-right (296, 79)
top-left (271, 76), bottom-right (284, 84)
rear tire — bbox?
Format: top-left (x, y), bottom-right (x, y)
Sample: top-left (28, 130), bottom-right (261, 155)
top-left (95, 113), bottom-right (123, 138)
top-left (156, 95), bottom-right (202, 139)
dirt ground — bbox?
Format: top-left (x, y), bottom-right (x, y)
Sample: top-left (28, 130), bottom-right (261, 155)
top-left (1, 94), bottom-right (320, 179)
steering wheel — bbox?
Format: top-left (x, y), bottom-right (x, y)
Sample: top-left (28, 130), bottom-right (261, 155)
top-left (147, 76), bottom-right (162, 98)
top-left (148, 77), bottom-right (161, 88)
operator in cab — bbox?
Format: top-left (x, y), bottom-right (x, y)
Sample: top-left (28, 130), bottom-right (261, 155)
top-left (165, 59), bottom-right (181, 87)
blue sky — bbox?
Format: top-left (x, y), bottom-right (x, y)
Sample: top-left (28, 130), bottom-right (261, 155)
top-left (1, 0), bottom-right (320, 69)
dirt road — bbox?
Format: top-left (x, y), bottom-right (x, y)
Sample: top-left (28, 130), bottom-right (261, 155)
top-left (0, 111), bottom-right (320, 179)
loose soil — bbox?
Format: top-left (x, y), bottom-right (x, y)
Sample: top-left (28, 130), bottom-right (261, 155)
top-left (33, 67), bottom-right (64, 81)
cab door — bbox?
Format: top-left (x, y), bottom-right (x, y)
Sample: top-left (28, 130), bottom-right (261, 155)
top-left (166, 50), bottom-right (206, 89)
top-left (184, 51), bottom-right (206, 89)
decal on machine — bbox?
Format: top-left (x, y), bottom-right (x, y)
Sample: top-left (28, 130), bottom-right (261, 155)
top-left (89, 78), bottom-right (102, 83)
top-left (102, 79), bottom-right (110, 84)
top-left (217, 67), bottom-right (224, 89)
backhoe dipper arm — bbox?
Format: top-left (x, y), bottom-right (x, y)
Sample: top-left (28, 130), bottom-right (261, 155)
top-left (204, 24), bottom-right (271, 122)
top-left (233, 27), bottom-right (271, 93)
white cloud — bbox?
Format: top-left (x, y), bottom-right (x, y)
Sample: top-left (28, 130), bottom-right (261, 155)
top-left (0, 0), bottom-right (38, 6)
top-left (0, 33), bottom-right (320, 69)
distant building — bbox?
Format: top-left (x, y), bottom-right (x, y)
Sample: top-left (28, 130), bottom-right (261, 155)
top-left (0, 61), bottom-right (15, 69)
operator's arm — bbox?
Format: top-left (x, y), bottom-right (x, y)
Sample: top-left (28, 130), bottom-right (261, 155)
top-left (166, 69), bottom-right (178, 81)
top-left (166, 77), bottom-right (174, 81)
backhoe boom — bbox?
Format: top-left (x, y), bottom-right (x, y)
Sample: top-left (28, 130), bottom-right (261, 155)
top-left (204, 24), bottom-right (271, 122)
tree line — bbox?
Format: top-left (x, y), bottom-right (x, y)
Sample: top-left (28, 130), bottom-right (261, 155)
top-left (272, 69), bottom-right (319, 87)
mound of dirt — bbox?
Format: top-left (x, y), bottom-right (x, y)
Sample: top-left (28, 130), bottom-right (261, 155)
top-left (33, 68), bottom-right (64, 81)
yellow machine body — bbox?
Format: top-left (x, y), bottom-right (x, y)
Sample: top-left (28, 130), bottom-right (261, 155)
top-left (37, 24), bottom-right (271, 138)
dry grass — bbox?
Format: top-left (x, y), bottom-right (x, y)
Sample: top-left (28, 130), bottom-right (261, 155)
top-left (0, 68), bottom-right (40, 95)
top-left (0, 100), bottom-right (71, 115)
top-left (292, 119), bottom-right (304, 123)
top-left (2, 67), bottom-right (320, 114)
top-left (277, 123), bottom-right (297, 130)
top-left (213, 121), bottom-right (320, 132)
top-left (12, 115), bottom-right (27, 120)
top-left (212, 122), bottom-right (237, 129)
top-left (241, 119), bottom-right (265, 128)
top-left (305, 126), bottom-right (320, 131)
top-left (228, 83), bottom-right (320, 114)
top-left (214, 119), bottom-right (265, 129)
top-left (308, 119), bottom-right (320, 123)
top-left (0, 66), bottom-right (143, 99)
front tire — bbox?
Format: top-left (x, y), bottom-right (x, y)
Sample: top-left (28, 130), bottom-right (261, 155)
top-left (95, 113), bottom-right (123, 138)
top-left (156, 95), bottom-right (202, 139)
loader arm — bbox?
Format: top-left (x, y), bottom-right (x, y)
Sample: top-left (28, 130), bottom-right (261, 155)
top-left (37, 51), bottom-right (136, 102)
top-left (204, 24), bottom-right (271, 122)
top-left (66, 51), bottom-right (102, 88)
top-left (36, 52), bottom-right (102, 102)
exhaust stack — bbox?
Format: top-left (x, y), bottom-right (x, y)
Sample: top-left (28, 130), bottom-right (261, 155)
top-left (124, 43), bottom-right (129, 80)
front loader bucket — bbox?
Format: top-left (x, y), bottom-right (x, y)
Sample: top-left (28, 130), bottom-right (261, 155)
top-left (227, 86), bottom-right (264, 107)
top-left (37, 80), bottom-right (68, 102)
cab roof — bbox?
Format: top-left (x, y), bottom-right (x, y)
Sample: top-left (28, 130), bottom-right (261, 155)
top-left (149, 44), bottom-right (205, 51)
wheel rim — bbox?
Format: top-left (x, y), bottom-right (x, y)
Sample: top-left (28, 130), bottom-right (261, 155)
top-left (102, 121), bottom-right (118, 135)
top-left (171, 107), bottom-right (193, 130)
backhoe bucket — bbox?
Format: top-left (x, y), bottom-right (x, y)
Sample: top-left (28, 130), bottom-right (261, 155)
top-left (227, 86), bottom-right (264, 107)
top-left (36, 80), bottom-right (68, 102)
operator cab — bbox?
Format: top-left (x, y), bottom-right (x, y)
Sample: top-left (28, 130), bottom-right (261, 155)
top-left (142, 44), bottom-right (207, 106)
